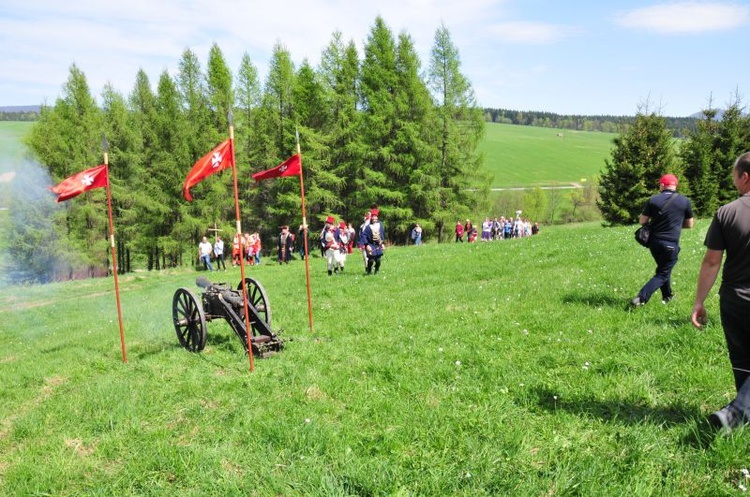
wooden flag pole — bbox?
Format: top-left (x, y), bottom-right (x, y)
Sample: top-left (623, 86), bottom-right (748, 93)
top-left (102, 135), bottom-right (127, 363)
top-left (229, 111), bottom-right (255, 372)
top-left (296, 128), bottom-right (314, 333)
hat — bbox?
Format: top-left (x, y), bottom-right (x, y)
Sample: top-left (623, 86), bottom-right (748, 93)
top-left (370, 208), bottom-right (379, 218)
top-left (339, 221), bottom-right (346, 229)
top-left (325, 215), bottom-right (335, 224)
top-left (660, 174), bottom-right (678, 187)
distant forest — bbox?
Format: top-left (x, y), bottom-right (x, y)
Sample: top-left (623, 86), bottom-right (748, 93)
top-left (0, 107), bottom-right (40, 121)
top-left (483, 108), bottom-right (698, 138)
top-left (0, 105), bottom-right (700, 136)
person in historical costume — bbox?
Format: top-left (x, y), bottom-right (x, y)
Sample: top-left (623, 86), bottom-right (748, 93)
top-left (319, 216), bottom-right (334, 258)
top-left (321, 215), bottom-right (341, 275)
top-left (232, 233), bottom-right (242, 266)
top-left (358, 211), bottom-right (371, 270)
top-left (359, 208), bottom-right (385, 275)
top-left (335, 221), bottom-right (350, 272)
top-left (277, 225), bottom-right (294, 264)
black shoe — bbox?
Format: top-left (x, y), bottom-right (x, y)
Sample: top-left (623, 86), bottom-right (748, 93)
top-left (662, 294), bottom-right (674, 304)
top-left (630, 297), bottom-right (645, 307)
top-left (328, 270), bottom-right (332, 276)
top-left (708, 405), bottom-right (743, 433)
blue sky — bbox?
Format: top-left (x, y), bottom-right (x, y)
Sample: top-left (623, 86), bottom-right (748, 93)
top-left (1, 0), bottom-right (748, 116)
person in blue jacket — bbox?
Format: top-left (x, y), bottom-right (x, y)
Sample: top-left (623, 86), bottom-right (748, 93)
top-left (359, 208), bottom-right (385, 275)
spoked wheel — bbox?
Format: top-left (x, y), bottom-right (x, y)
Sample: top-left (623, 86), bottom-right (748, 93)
top-left (237, 277), bottom-right (272, 328)
top-left (172, 287), bottom-right (207, 352)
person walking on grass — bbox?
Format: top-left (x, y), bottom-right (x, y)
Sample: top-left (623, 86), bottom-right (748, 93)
top-left (358, 211), bottom-right (371, 270)
top-left (360, 208), bottom-right (385, 275)
top-left (198, 236), bottom-right (214, 272)
top-left (321, 215), bottom-right (340, 276)
top-left (277, 226), bottom-right (293, 264)
top-left (692, 152), bottom-right (750, 432)
top-left (213, 235), bottom-right (226, 271)
top-left (630, 174), bottom-right (694, 307)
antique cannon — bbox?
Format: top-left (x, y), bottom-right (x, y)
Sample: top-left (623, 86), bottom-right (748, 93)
top-left (172, 276), bottom-right (284, 358)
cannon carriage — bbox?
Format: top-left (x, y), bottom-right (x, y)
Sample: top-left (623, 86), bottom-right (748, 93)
top-left (172, 276), bottom-right (284, 358)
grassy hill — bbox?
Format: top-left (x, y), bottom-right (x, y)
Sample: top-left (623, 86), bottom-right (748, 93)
top-left (0, 222), bottom-right (744, 495)
top-left (478, 123), bottom-right (616, 188)
top-left (1, 121), bottom-right (615, 187)
top-left (0, 121), bottom-right (32, 171)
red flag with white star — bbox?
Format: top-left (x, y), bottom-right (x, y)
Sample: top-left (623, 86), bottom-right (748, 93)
top-left (50, 164), bottom-right (108, 202)
top-left (183, 139), bottom-right (234, 201)
top-left (251, 153), bottom-right (301, 182)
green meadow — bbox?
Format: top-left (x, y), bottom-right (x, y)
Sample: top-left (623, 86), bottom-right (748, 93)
top-left (1, 223), bottom-right (748, 495)
top-left (478, 123), bottom-right (616, 188)
top-left (0, 121), bottom-right (31, 169)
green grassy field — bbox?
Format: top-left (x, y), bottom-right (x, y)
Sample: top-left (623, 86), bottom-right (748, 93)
top-left (1, 121), bottom-right (614, 188)
top-left (2, 223), bottom-right (748, 495)
top-left (0, 121), bottom-right (32, 170)
top-left (478, 123), bottom-right (616, 188)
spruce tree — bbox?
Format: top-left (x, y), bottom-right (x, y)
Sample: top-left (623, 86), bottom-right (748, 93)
top-left (319, 33), bottom-right (361, 223)
top-left (680, 108), bottom-right (720, 217)
top-left (597, 111), bottom-right (677, 225)
top-left (358, 17), bottom-right (400, 221)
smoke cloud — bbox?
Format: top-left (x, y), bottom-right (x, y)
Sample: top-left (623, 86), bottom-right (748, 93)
top-left (0, 159), bottom-right (63, 287)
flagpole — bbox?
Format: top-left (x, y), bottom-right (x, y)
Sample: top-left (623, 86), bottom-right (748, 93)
top-left (229, 111), bottom-right (255, 372)
top-left (295, 128), bottom-right (314, 333)
top-left (102, 135), bottom-right (127, 363)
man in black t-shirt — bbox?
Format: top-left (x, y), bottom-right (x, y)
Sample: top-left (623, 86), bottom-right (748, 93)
top-left (692, 152), bottom-right (750, 432)
top-left (631, 174), bottom-right (694, 307)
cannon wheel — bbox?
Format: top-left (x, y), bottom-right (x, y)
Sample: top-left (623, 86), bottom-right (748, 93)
top-left (172, 287), bottom-right (207, 352)
top-left (237, 277), bottom-right (272, 327)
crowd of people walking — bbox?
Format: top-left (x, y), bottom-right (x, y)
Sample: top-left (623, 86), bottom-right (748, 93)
top-left (455, 216), bottom-right (539, 243)
top-left (198, 210), bottom-right (537, 276)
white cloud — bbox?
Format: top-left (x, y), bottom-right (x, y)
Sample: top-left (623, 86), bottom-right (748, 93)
top-left (488, 21), bottom-right (580, 44)
top-left (616, 1), bottom-right (750, 34)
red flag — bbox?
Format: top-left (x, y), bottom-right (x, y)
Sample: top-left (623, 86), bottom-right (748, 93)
top-left (183, 139), bottom-right (233, 201)
top-left (50, 164), bottom-right (108, 202)
top-left (252, 154), bottom-right (301, 182)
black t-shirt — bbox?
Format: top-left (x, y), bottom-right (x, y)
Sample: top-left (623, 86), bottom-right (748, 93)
top-left (705, 195), bottom-right (750, 301)
top-left (642, 190), bottom-right (694, 242)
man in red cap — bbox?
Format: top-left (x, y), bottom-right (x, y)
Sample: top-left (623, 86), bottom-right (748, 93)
top-left (320, 215), bottom-right (335, 258)
top-left (320, 215), bottom-right (340, 275)
top-left (359, 208), bottom-right (386, 275)
top-left (335, 221), bottom-right (350, 272)
top-left (631, 173), bottom-right (694, 307)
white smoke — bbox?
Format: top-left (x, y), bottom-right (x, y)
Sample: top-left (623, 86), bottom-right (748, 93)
top-left (0, 159), bottom-right (63, 287)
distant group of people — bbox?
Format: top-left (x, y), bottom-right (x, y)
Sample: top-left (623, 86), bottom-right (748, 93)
top-left (230, 232), bottom-right (262, 266)
top-left (455, 217), bottom-right (538, 243)
top-left (319, 208), bottom-right (385, 275)
top-left (198, 234), bottom-right (231, 271)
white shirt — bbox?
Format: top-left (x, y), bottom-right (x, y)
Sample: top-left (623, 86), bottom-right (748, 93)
top-left (199, 241), bottom-right (212, 256)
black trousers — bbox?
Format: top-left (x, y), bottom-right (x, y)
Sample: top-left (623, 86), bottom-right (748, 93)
top-left (637, 238), bottom-right (679, 302)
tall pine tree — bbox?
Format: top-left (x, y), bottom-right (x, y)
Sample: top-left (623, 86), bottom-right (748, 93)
top-left (428, 23), bottom-right (488, 241)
